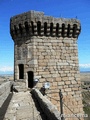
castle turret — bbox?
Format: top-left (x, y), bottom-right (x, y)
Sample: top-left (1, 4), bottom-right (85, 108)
top-left (10, 11), bottom-right (80, 40)
top-left (10, 11), bottom-right (84, 119)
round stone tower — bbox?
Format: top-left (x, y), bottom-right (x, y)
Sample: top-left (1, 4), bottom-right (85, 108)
top-left (10, 10), bottom-right (84, 119)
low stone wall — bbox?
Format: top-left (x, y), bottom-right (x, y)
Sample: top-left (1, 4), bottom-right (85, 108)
top-left (0, 81), bottom-right (12, 107)
top-left (31, 88), bottom-right (61, 120)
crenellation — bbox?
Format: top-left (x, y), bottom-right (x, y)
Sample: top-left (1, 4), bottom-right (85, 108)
top-left (10, 11), bottom-right (81, 40)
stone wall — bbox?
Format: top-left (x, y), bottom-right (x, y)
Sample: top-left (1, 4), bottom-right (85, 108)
top-left (31, 88), bottom-right (61, 120)
top-left (31, 36), bottom-right (83, 114)
top-left (0, 81), bottom-right (12, 107)
top-left (10, 10), bottom-right (84, 120)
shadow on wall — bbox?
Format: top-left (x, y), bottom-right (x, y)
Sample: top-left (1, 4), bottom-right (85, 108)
top-left (31, 92), bottom-right (49, 120)
top-left (0, 93), bottom-right (13, 120)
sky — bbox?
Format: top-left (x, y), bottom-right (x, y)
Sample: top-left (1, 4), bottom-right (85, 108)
top-left (0, 0), bottom-right (90, 74)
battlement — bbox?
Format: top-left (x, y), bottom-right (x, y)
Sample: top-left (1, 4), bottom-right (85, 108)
top-left (10, 10), bottom-right (81, 40)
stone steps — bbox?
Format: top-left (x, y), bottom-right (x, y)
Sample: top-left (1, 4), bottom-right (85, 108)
top-left (13, 85), bottom-right (28, 92)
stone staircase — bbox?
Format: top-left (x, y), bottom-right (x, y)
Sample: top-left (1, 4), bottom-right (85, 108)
top-left (3, 91), bottom-right (48, 120)
top-left (12, 81), bottom-right (28, 92)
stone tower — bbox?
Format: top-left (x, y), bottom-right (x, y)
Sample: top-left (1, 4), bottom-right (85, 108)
top-left (10, 11), bottom-right (84, 118)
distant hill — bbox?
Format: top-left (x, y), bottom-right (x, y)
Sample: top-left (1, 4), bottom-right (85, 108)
top-left (0, 74), bottom-right (13, 77)
top-left (0, 71), bottom-right (13, 75)
top-left (80, 71), bottom-right (90, 73)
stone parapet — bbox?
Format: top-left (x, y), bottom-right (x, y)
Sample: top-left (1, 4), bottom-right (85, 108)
top-left (0, 81), bottom-right (12, 107)
top-left (31, 88), bottom-right (61, 120)
top-left (10, 10), bottom-right (81, 40)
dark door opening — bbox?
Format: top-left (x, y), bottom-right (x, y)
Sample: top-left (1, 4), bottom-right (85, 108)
top-left (27, 71), bottom-right (34, 88)
top-left (19, 64), bottom-right (24, 79)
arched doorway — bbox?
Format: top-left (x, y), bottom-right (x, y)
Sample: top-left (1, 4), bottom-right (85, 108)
top-left (27, 71), bottom-right (34, 88)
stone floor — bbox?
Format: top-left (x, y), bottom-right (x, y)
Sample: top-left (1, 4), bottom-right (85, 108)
top-left (1, 91), bottom-right (48, 120)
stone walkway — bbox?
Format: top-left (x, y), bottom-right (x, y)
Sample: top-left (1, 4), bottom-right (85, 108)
top-left (3, 91), bottom-right (48, 120)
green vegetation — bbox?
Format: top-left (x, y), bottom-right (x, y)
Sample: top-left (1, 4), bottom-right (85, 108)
top-left (82, 91), bottom-right (90, 120)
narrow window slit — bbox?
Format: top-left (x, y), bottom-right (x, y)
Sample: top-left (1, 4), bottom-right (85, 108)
top-left (73, 24), bottom-right (77, 37)
top-left (44, 22), bottom-right (47, 36)
top-left (14, 25), bottom-right (17, 35)
top-left (37, 21), bottom-right (41, 35)
top-left (56, 23), bottom-right (59, 36)
top-left (50, 23), bottom-right (53, 36)
top-left (62, 24), bottom-right (65, 37)
top-left (25, 22), bottom-right (29, 33)
top-left (67, 24), bottom-right (70, 37)
top-left (19, 24), bottom-right (22, 34)
top-left (31, 21), bottom-right (34, 34)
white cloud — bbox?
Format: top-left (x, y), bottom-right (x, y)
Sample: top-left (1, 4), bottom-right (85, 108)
top-left (79, 64), bottom-right (90, 68)
top-left (0, 64), bottom-right (90, 72)
top-left (0, 66), bottom-right (13, 72)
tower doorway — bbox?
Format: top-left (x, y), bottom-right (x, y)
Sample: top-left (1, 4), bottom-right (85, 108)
top-left (27, 71), bottom-right (34, 88)
top-left (18, 64), bottom-right (24, 79)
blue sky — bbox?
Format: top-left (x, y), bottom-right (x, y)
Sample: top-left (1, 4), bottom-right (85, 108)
top-left (0, 0), bottom-right (90, 74)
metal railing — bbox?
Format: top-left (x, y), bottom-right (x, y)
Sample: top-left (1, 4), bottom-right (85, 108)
top-left (45, 89), bottom-right (82, 120)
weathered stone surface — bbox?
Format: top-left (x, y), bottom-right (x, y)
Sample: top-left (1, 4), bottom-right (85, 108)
top-left (4, 91), bottom-right (48, 120)
top-left (0, 81), bottom-right (12, 107)
top-left (31, 89), bottom-right (61, 120)
top-left (10, 10), bottom-right (84, 120)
